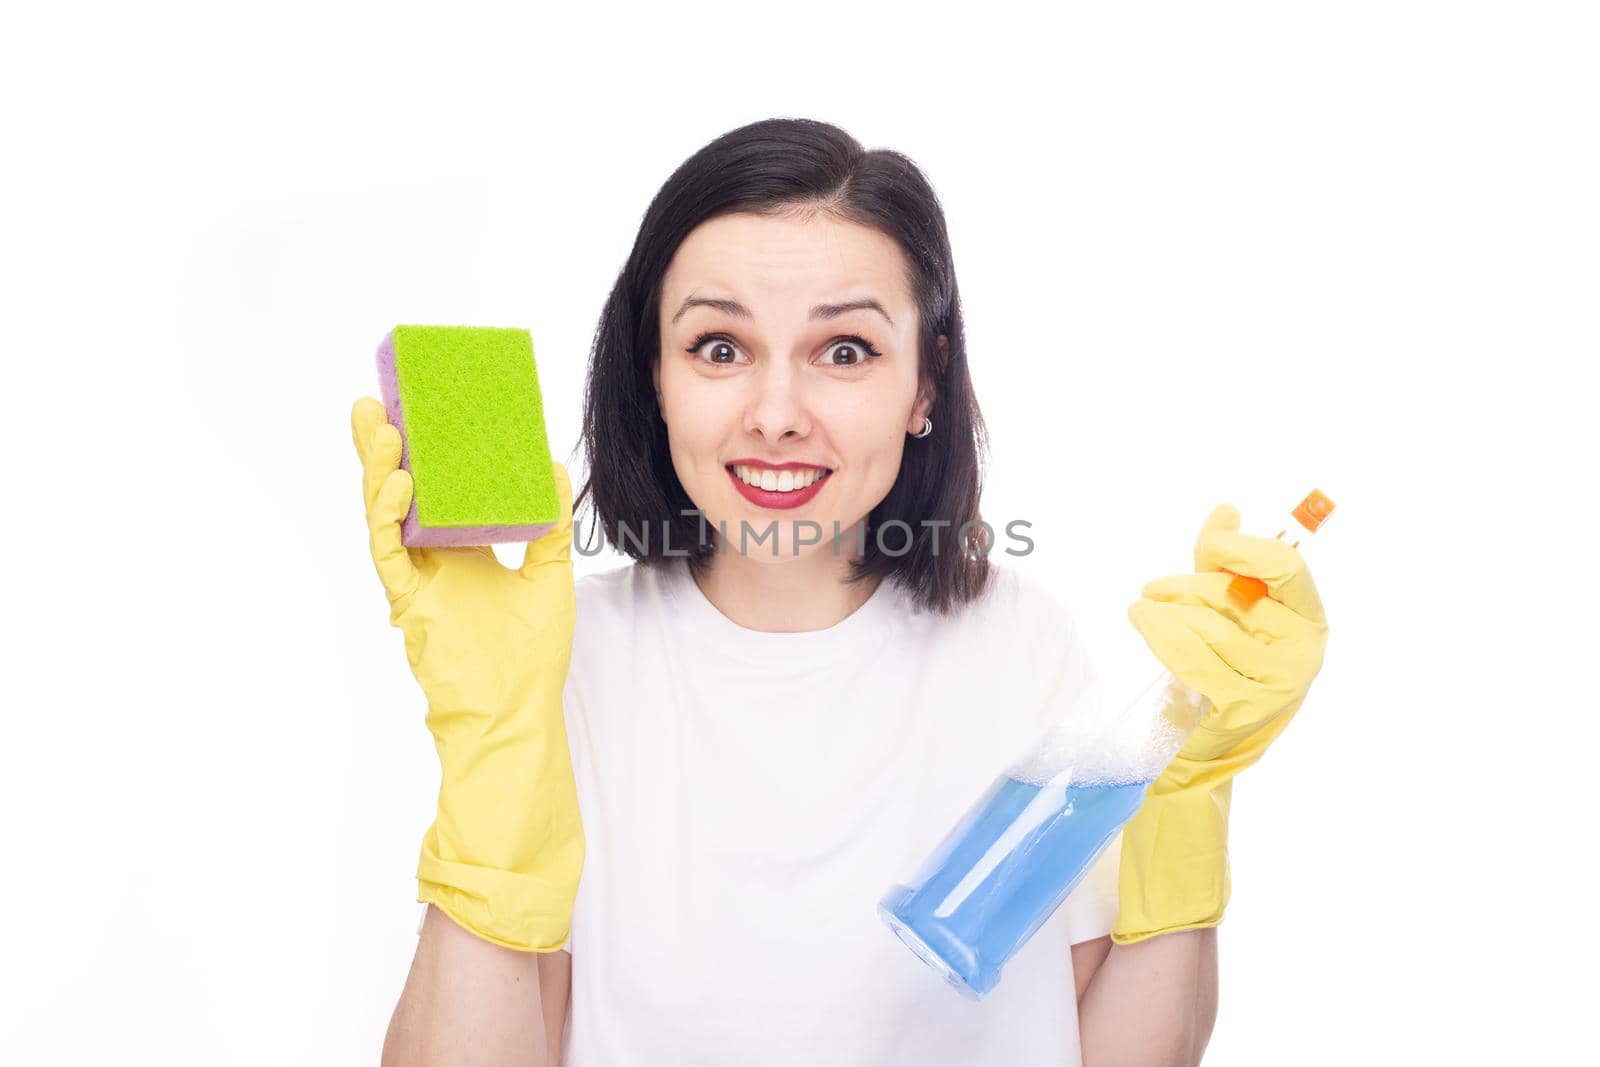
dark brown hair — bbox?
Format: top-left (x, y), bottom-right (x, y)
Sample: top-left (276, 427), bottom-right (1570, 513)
top-left (574, 117), bottom-right (993, 614)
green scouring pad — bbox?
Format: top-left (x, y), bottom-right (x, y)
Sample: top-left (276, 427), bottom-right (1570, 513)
top-left (375, 325), bottom-right (560, 547)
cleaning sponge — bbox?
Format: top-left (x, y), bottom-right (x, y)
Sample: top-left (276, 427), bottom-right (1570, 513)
top-left (375, 325), bottom-right (560, 547)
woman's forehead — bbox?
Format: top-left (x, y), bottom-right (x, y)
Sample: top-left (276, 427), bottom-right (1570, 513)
top-left (663, 213), bottom-right (913, 319)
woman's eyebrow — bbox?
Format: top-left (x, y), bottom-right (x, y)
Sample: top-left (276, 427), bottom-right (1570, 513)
top-left (671, 295), bottom-right (894, 327)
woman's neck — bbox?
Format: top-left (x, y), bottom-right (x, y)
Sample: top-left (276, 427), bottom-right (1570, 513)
top-left (687, 547), bottom-right (880, 634)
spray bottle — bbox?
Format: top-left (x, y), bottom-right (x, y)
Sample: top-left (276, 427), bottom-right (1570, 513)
top-left (877, 490), bottom-right (1337, 999)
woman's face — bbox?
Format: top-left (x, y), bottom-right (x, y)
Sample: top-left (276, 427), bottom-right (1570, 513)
top-left (653, 210), bottom-right (938, 564)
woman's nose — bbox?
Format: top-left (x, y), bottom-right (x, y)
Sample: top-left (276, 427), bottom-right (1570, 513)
top-left (743, 362), bottom-right (811, 441)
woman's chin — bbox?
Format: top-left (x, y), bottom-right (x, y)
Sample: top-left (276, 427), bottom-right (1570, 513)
top-left (707, 516), bottom-right (855, 563)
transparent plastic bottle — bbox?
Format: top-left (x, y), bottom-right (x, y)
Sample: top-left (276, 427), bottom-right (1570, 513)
top-left (877, 490), bottom-right (1336, 1000)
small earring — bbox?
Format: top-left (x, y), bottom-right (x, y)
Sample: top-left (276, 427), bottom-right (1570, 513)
top-left (911, 416), bottom-right (933, 439)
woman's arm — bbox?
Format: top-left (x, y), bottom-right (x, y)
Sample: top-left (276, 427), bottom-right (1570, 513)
top-left (382, 904), bottom-right (550, 1066)
top-left (537, 949), bottom-right (573, 1064)
top-left (1074, 928), bottom-right (1218, 1067)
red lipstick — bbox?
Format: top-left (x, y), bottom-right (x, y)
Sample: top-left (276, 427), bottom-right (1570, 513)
top-left (725, 460), bottom-right (832, 511)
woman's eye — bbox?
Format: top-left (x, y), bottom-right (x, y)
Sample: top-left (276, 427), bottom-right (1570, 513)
top-left (686, 334), bottom-right (746, 366)
top-left (822, 338), bottom-right (884, 367)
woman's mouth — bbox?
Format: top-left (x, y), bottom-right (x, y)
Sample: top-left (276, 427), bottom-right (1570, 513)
top-left (725, 462), bottom-right (832, 510)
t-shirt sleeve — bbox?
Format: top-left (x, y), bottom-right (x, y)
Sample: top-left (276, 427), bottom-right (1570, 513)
top-left (1010, 567), bottom-right (1121, 945)
top-left (1062, 827), bottom-right (1122, 944)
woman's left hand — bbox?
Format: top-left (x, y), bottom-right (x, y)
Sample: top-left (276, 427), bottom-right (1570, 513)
top-left (1111, 502), bottom-right (1332, 946)
top-left (1127, 503), bottom-right (1329, 765)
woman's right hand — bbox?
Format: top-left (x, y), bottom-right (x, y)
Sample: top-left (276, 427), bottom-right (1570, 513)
top-left (350, 396), bottom-right (577, 694)
top-left (350, 395), bottom-right (584, 953)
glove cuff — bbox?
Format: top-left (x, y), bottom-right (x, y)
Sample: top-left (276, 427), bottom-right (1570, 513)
top-left (1110, 777), bottom-right (1233, 945)
top-left (417, 843), bottom-right (582, 952)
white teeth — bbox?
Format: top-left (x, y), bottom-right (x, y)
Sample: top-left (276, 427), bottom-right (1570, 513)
top-left (732, 465), bottom-right (827, 492)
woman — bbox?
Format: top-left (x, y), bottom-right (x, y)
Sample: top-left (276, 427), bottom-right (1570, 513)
top-left (354, 118), bottom-right (1328, 1065)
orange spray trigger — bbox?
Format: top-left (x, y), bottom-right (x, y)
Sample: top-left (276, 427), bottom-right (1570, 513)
top-left (1227, 574), bottom-right (1271, 608)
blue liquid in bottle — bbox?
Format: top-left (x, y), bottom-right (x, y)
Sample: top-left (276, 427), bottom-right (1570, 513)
top-left (878, 774), bottom-right (1151, 999)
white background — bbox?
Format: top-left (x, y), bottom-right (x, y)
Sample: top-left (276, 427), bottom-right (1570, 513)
top-left (4, 1), bottom-right (1595, 1062)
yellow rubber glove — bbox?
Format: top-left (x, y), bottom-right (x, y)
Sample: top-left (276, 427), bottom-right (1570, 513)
top-left (351, 397), bottom-right (584, 953)
top-left (1111, 503), bottom-right (1328, 945)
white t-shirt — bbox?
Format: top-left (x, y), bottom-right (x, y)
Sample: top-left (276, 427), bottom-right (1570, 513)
top-left (555, 556), bottom-right (1120, 1066)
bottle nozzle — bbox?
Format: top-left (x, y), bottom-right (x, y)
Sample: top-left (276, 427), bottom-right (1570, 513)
top-left (1225, 489), bottom-right (1336, 609)
top-left (1291, 489), bottom-right (1336, 533)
